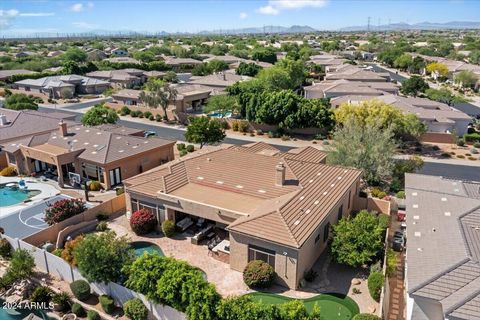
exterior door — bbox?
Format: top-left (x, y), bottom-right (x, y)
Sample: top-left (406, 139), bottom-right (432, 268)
top-left (109, 167), bottom-right (122, 186)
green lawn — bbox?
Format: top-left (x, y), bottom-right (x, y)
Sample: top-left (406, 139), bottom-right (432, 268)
top-left (246, 292), bottom-right (359, 320)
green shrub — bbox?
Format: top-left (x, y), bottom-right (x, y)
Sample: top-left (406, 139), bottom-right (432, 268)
top-left (353, 314), bottom-right (382, 320)
top-left (396, 191), bottom-right (406, 199)
top-left (138, 112), bottom-right (144, 118)
top-left (96, 212), bottom-right (109, 221)
top-left (322, 139), bottom-right (330, 145)
top-left (30, 286), bottom-right (53, 303)
top-left (281, 135), bottom-right (291, 141)
top-left (474, 142), bottom-right (480, 148)
top-left (237, 120), bottom-right (249, 133)
top-left (464, 133), bottom-right (480, 143)
top-left (69, 280), bottom-right (91, 301)
top-left (116, 187), bottom-right (125, 196)
top-left (143, 111), bottom-right (153, 119)
top-left (99, 295), bottom-right (115, 314)
top-left (148, 115), bottom-right (155, 121)
top-left (131, 111), bottom-right (139, 117)
top-left (0, 238), bottom-right (12, 258)
top-left (161, 220), bottom-right (175, 237)
top-left (123, 298), bottom-right (148, 320)
top-left (179, 149), bottom-right (188, 157)
top-left (52, 292), bottom-right (71, 312)
top-left (457, 154), bottom-right (465, 159)
top-left (243, 260), bottom-right (275, 288)
top-left (177, 143), bottom-right (186, 151)
top-left (457, 138), bottom-right (465, 146)
top-left (72, 303), bottom-right (85, 317)
top-left (52, 248), bottom-right (63, 257)
top-left (96, 221), bottom-right (108, 232)
top-left (0, 166), bottom-right (17, 177)
top-left (89, 180), bottom-right (102, 191)
top-left (186, 145), bottom-right (194, 152)
top-left (468, 156), bottom-right (477, 161)
top-left (267, 131), bottom-right (274, 138)
top-left (386, 249), bottom-right (398, 277)
top-left (231, 120), bottom-right (239, 131)
top-left (440, 152), bottom-right (451, 158)
top-left (120, 106), bottom-right (131, 115)
top-left (87, 310), bottom-right (101, 320)
top-left (367, 271), bottom-right (384, 302)
top-left (155, 114), bottom-right (162, 122)
top-left (370, 187), bottom-right (387, 199)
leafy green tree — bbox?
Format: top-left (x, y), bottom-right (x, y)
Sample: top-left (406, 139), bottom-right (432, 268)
top-left (327, 120), bottom-right (397, 185)
top-left (257, 67), bottom-right (291, 90)
top-left (132, 51), bottom-right (155, 63)
top-left (284, 98), bottom-right (334, 130)
top-left (454, 70), bottom-right (479, 89)
top-left (62, 48), bottom-right (87, 63)
top-left (8, 249), bottom-right (35, 280)
top-left (207, 59), bottom-right (229, 73)
top-left (334, 100), bottom-right (426, 140)
top-left (393, 54), bottom-right (412, 71)
top-left (255, 90), bottom-right (300, 127)
top-left (203, 95), bottom-right (239, 116)
top-left (330, 210), bottom-right (387, 267)
top-left (140, 78), bottom-right (177, 121)
top-left (62, 60), bottom-right (82, 75)
top-left (4, 93), bottom-right (39, 110)
top-left (275, 58), bottom-right (306, 89)
top-left (81, 103), bottom-right (119, 126)
top-left (400, 75), bottom-right (429, 97)
top-left (74, 231), bottom-right (135, 283)
top-left (252, 47), bottom-right (277, 64)
top-left (424, 88), bottom-right (466, 106)
top-left (185, 117), bottom-right (226, 148)
top-left (469, 50), bottom-right (480, 65)
top-left (163, 71), bottom-right (178, 83)
top-left (236, 62), bottom-right (262, 77)
top-left (409, 56), bottom-right (426, 74)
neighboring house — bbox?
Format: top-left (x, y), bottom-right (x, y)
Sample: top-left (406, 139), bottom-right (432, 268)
top-left (187, 71), bottom-right (249, 91)
top-left (86, 48), bottom-right (107, 61)
top-left (330, 95), bottom-right (472, 135)
top-left (325, 65), bottom-right (391, 82)
top-left (105, 57), bottom-right (141, 64)
top-left (124, 142), bottom-right (362, 289)
top-left (2, 121), bottom-right (175, 189)
top-left (15, 51), bottom-right (36, 59)
top-left (0, 69), bottom-right (37, 81)
top-left (304, 79), bottom-right (399, 99)
top-left (109, 48), bottom-right (129, 57)
top-left (86, 69), bottom-right (146, 88)
top-left (0, 108), bottom-right (76, 145)
top-left (47, 50), bottom-right (64, 58)
top-left (111, 89), bottom-right (143, 106)
top-left (163, 57), bottom-right (203, 71)
top-left (411, 53), bottom-right (480, 82)
top-left (405, 174), bottom-right (480, 320)
top-left (14, 75), bottom-right (110, 98)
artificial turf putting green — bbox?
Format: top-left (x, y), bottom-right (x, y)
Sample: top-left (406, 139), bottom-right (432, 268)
top-left (246, 292), bottom-right (360, 320)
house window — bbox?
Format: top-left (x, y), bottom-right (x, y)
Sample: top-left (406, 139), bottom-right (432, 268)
top-left (337, 205), bottom-right (343, 221)
top-left (82, 163), bottom-right (105, 183)
top-left (315, 233), bottom-right (321, 244)
top-left (348, 190), bottom-right (352, 209)
top-left (7, 153), bottom-right (16, 165)
top-left (248, 245), bottom-right (276, 268)
top-left (131, 199), bottom-right (139, 212)
top-left (323, 222), bottom-right (330, 242)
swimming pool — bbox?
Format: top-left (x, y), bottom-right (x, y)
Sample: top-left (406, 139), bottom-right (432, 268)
top-left (131, 241), bottom-right (164, 257)
top-left (209, 112), bottom-right (232, 118)
top-left (0, 183), bottom-right (41, 207)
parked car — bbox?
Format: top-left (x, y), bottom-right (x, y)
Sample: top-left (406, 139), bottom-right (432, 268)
top-left (144, 131), bottom-right (156, 138)
top-left (392, 236), bottom-right (404, 252)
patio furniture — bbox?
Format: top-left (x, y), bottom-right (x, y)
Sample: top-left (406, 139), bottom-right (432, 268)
top-left (191, 224), bottom-right (214, 245)
top-left (196, 218), bottom-right (205, 227)
top-left (176, 217), bottom-right (193, 232)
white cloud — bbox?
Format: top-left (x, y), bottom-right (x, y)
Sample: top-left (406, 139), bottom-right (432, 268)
top-left (87, 2), bottom-right (94, 9)
top-left (70, 3), bottom-right (84, 12)
top-left (72, 21), bottom-right (97, 29)
top-left (0, 9), bottom-right (54, 29)
top-left (19, 12), bottom-right (55, 17)
top-left (257, 0), bottom-right (328, 15)
top-left (239, 12), bottom-right (248, 19)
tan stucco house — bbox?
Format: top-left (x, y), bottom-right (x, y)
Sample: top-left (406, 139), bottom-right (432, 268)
top-left (124, 142), bottom-right (362, 289)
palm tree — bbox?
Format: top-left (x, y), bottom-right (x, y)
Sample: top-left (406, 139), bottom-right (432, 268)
top-left (139, 79), bottom-right (177, 121)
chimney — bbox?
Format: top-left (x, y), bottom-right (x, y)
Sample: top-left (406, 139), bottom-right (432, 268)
top-left (276, 162), bottom-right (286, 186)
top-left (59, 120), bottom-right (68, 136)
top-left (0, 114), bottom-right (7, 126)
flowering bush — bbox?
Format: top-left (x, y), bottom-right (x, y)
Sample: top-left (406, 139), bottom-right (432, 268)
top-left (61, 235), bottom-right (85, 266)
top-left (243, 260), bottom-right (275, 288)
top-left (44, 198), bottom-right (86, 225)
top-left (0, 166), bottom-right (17, 177)
top-left (130, 208), bottom-right (157, 235)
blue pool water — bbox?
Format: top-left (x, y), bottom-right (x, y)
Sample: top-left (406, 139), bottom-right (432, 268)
top-left (0, 184), bottom-right (41, 207)
top-left (131, 241), bottom-right (164, 257)
top-left (209, 112), bottom-right (232, 118)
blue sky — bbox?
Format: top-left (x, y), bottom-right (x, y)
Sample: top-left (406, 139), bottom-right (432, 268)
top-left (1, 0), bottom-right (479, 37)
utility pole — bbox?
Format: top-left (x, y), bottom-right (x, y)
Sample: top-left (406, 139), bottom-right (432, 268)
top-left (367, 16), bottom-right (371, 32)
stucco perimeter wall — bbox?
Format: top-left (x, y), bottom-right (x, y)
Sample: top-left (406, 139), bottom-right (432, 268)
top-left (353, 196), bottom-right (391, 215)
top-left (420, 132), bottom-right (455, 144)
top-left (23, 194), bottom-right (126, 247)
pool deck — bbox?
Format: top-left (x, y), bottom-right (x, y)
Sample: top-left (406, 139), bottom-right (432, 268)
top-left (0, 176), bottom-right (60, 218)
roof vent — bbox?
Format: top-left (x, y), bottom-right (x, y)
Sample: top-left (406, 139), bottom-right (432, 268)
top-left (413, 204), bottom-right (419, 208)
top-left (59, 120), bottom-right (68, 136)
top-left (294, 220), bottom-right (300, 226)
top-left (216, 181), bottom-right (223, 184)
top-left (197, 176), bottom-right (204, 180)
top-left (414, 232), bottom-right (421, 237)
top-left (444, 212), bottom-right (451, 216)
top-left (314, 200), bottom-right (319, 205)
top-left (441, 197), bottom-right (447, 202)
top-left (236, 185), bottom-right (243, 189)
top-left (413, 215), bottom-right (420, 220)
top-left (412, 192), bottom-right (418, 196)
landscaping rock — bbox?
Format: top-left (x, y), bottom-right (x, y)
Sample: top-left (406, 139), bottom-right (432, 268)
top-left (368, 306), bottom-right (376, 313)
top-left (351, 278), bottom-right (361, 285)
